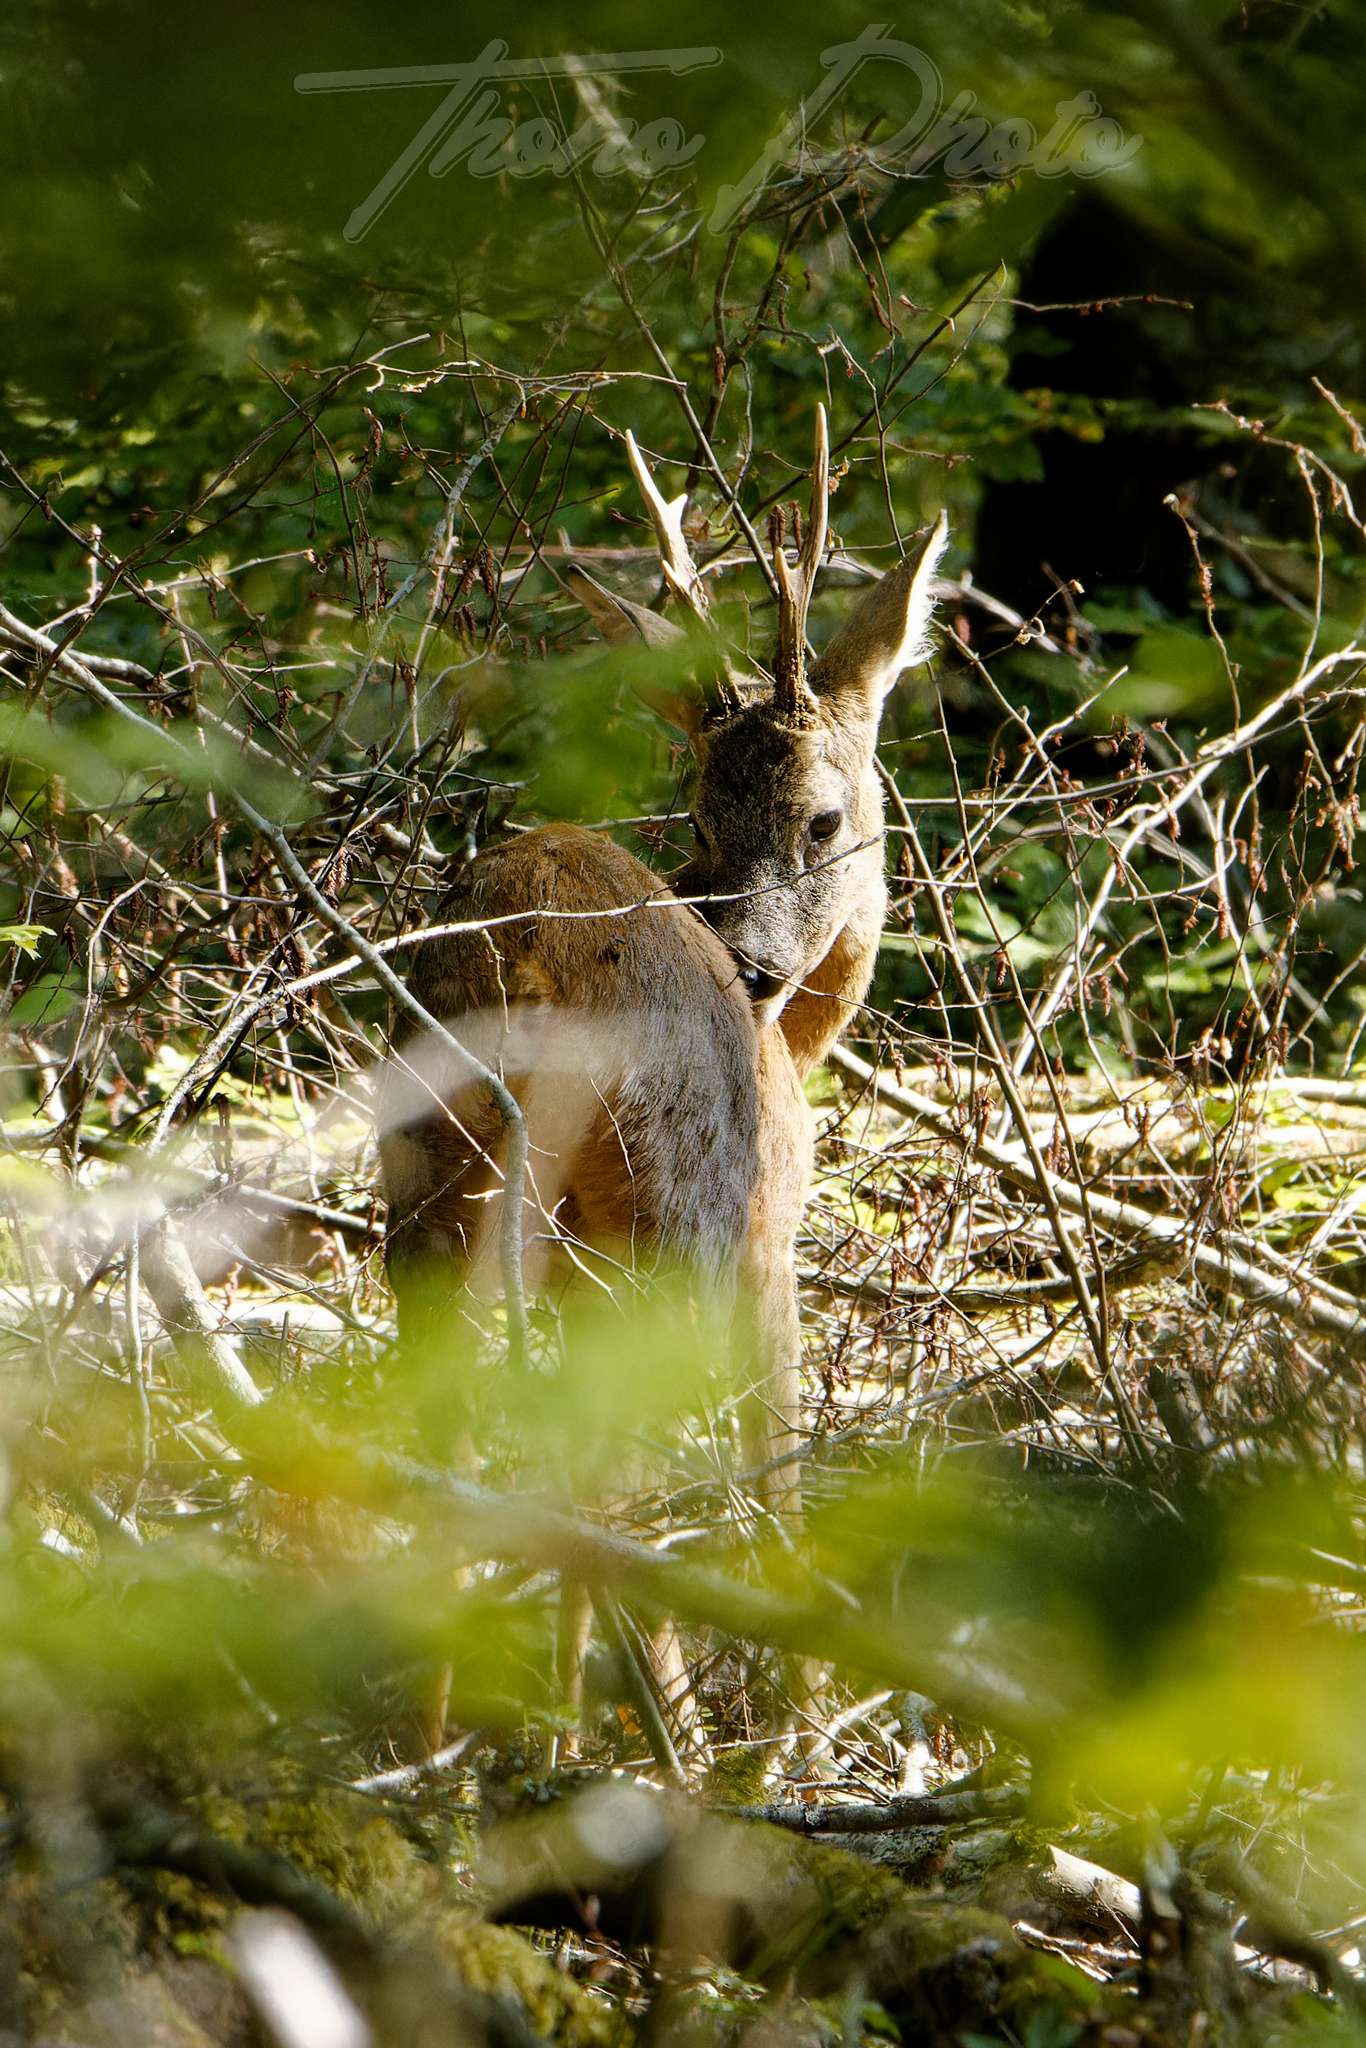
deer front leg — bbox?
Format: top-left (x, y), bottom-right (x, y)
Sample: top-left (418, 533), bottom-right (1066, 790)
top-left (739, 1045), bottom-right (824, 1766)
top-left (739, 1258), bottom-right (804, 1520)
top-left (741, 1035), bottom-right (811, 1517)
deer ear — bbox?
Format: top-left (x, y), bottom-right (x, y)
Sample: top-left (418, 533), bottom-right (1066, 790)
top-left (563, 559), bottom-right (718, 737)
top-left (563, 561), bottom-right (685, 649)
top-left (809, 512), bottom-right (948, 722)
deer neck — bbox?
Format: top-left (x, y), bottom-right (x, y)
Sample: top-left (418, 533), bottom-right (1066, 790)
top-left (775, 882), bottom-right (886, 1078)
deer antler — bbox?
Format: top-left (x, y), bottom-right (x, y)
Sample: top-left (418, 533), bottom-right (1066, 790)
top-left (768, 403), bottom-right (830, 726)
top-left (623, 428), bottom-right (742, 719)
top-left (624, 429), bottom-right (711, 624)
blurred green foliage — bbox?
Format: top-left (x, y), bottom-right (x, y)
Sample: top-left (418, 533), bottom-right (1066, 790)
top-left (4, 2), bottom-right (1366, 2040)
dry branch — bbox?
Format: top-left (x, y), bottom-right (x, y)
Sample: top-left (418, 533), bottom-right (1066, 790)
top-left (830, 1045), bottom-right (1366, 1343)
top-left (729, 1783), bottom-right (1024, 1833)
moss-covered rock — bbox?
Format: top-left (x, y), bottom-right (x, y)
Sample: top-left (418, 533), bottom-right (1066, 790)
top-left (436, 1912), bottom-right (626, 2048)
top-left (11, 1756), bottom-right (631, 2048)
top-left (479, 1781), bottom-right (1109, 2039)
top-left (256, 1793), bottom-right (427, 1921)
top-left (704, 1747), bottom-right (770, 1810)
top-left (31, 1969), bottom-right (233, 2048)
top-left (738, 1827), bottom-right (1096, 2036)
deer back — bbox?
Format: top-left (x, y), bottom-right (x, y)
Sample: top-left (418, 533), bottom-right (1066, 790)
top-left (379, 822), bottom-right (803, 1296)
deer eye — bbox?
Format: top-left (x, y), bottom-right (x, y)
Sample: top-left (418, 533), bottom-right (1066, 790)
top-left (689, 814), bottom-right (711, 851)
top-left (809, 808), bottom-right (843, 843)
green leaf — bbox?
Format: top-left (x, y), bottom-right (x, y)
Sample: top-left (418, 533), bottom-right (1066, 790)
top-left (3, 973), bottom-right (78, 1030)
top-left (0, 923), bottom-right (50, 959)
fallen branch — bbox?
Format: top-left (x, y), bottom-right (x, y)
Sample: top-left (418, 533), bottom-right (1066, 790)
top-left (727, 1782), bottom-right (1024, 1833)
top-left (1033, 1845), bottom-right (1140, 1941)
top-left (1033, 1844), bottom-right (1332, 1995)
top-left (801, 1252), bottom-right (1179, 1314)
top-left (829, 1045), bottom-right (1366, 1343)
top-left (140, 1219), bottom-right (265, 1410)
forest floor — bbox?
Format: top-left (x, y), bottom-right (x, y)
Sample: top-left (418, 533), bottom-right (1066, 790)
top-left (6, 1041), bottom-right (1366, 2045)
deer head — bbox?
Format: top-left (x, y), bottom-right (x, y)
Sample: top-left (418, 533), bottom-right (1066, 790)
top-left (564, 410), bottom-right (948, 1037)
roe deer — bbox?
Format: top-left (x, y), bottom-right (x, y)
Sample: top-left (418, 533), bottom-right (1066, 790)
top-left (378, 409), bottom-right (946, 1748)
